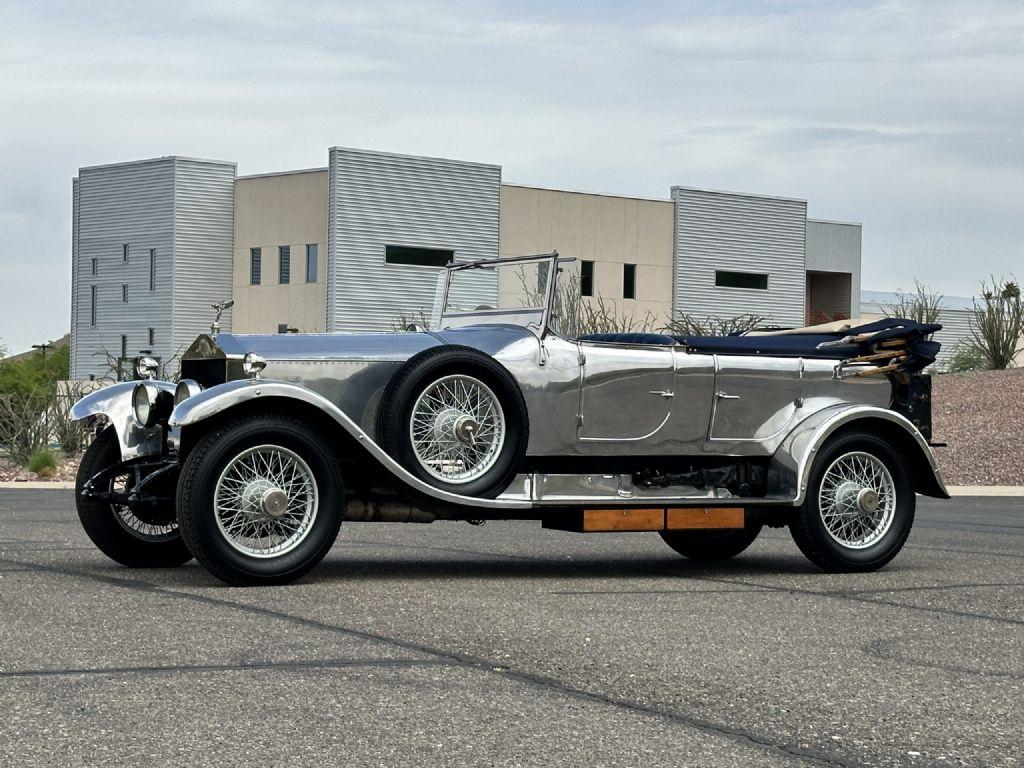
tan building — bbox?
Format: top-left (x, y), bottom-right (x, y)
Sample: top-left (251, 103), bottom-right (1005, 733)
top-left (232, 168), bottom-right (328, 334)
top-left (71, 146), bottom-right (863, 378)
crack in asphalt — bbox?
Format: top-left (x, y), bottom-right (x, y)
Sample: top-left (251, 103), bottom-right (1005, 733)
top-left (0, 555), bottom-right (867, 768)
top-left (0, 657), bottom-right (452, 680)
top-left (859, 638), bottom-right (1023, 681)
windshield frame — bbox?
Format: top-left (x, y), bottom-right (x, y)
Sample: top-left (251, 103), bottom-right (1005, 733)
top-left (439, 251), bottom-right (571, 337)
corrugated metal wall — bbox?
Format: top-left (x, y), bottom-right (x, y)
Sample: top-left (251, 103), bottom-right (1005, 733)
top-left (326, 147), bottom-right (501, 331)
top-left (933, 308), bottom-right (974, 368)
top-left (70, 157), bottom-right (235, 379)
top-left (806, 219), bottom-right (861, 318)
top-left (71, 159), bottom-right (176, 379)
top-left (70, 178), bottom-right (80, 376)
top-left (171, 158), bottom-right (237, 356)
top-left (672, 187), bottom-right (807, 327)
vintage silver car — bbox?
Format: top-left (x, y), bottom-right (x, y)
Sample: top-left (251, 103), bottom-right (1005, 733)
top-left (72, 252), bottom-right (948, 585)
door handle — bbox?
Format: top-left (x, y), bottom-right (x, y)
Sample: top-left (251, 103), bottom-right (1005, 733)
top-left (649, 390), bottom-right (674, 399)
top-left (716, 391), bottom-right (740, 400)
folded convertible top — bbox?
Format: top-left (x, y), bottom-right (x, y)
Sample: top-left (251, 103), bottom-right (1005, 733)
top-left (579, 318), bottom-right (943, 374)
top-left (677, 318), bottom-right (942, 373)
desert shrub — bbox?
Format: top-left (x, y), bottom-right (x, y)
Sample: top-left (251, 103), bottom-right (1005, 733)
top-left (662, 313), bottom-right (767, 337)
top-left (27, 447), bottom-right (57, 474)
top-left (969, 277), bottom-right (1024, 370)
top-left (944, 341), bottom-right (987, 373)
top-left (883, 281), bottom-right (943, 325)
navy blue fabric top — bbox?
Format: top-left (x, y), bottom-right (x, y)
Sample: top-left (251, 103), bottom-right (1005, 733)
top-left (579, 318), bottom-right (942, 371)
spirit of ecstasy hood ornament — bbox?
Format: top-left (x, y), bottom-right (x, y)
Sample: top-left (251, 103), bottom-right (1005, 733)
top-left (210, 299), bottom-right (234, 335)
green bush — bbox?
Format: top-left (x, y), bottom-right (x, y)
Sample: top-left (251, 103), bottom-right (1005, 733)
top-left (27, 447), bottom-right (58, 474)
top-left (944, 341), bottom-right (987, 373)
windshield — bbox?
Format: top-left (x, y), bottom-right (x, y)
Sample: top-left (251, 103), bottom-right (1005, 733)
top-left (439, 255), bottom-right (557, 332)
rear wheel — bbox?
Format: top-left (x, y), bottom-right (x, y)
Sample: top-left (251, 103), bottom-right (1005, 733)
top-left (75, 428), bottom-right (192, 568)
top-left (660, 525), bottom-right (762, 560)
top-left (790, 430), bottom-right (914, 572)
top-left (177, 414), bottom-right (344, 586)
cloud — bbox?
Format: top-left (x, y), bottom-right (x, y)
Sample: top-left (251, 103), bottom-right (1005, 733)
top-left (0, 0), bottom-right (1022, 352)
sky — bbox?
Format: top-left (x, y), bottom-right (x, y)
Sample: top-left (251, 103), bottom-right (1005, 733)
top-left (1, 0), bottom-right (1022, 354)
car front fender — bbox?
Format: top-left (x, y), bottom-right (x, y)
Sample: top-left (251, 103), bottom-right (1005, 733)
top-left (169, 379), bottom-right (532, 512)
top-left (771, 404), bottom-right (949, 505)
top-left (70, 381), bottom-right (176, 459)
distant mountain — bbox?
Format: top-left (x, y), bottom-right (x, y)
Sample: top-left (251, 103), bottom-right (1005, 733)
top-left (3, 333), bottom-right (71, 362)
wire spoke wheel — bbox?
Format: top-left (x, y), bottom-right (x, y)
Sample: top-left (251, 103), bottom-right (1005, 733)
top-left (213, 444), bottom-right (319, 558)
top-left (409, 374), bottom-right (506, 484)
top-left (109, 470), bottom-right (178, 542)
top-left (818, 451), bottom-right (896, 549)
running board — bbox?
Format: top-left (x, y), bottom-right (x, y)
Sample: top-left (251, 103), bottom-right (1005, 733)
top-left (544, 507), bottom-right (745, 533)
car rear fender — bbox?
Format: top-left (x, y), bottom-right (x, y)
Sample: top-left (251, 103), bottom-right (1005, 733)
top-left (771, 404), bottom-right (950, 504)
top-left (169, 379), bottom-right (532, 512)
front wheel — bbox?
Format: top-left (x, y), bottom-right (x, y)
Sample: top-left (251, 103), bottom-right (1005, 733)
top-left (75, 428), bottom-right (192, 568)
top-left (176, 414), bottom-right (344, 586)
top-left (790, 430), bottom-right (915, 572)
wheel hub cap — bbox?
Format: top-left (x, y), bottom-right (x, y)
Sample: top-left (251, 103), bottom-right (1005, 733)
top-left (260, 488), bottom-right (289, 518)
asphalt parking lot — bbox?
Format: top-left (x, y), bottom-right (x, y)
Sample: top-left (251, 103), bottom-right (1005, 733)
top-left (0, 490), bottom-right (1021, 767)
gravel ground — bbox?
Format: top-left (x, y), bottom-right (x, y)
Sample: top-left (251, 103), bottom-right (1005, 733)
top-left (0, 453), bottom-right (81, 483)
top-left (933, 368), bottom-right (1024, 485)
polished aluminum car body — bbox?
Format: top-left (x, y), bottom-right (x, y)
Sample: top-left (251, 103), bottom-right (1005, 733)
top-left (72, 252), bottom-right (947, 520)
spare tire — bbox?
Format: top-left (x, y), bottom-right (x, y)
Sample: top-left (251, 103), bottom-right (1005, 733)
top-left (378, 346), bottom-right (528, 498)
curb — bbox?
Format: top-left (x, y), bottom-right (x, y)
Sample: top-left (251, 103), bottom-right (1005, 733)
top-left (0, 481), bottom-right (76, 489)
top-left (946, 486), bottom-right (1024, 497)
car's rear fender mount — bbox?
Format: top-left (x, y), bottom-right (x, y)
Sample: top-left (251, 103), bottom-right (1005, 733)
top-left (770, 404), bottom-right (950, 503)
top-left (70, 380), bottom-right (176, 459)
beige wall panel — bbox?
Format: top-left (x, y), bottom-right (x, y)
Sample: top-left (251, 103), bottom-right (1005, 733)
top-left (499, 184), bottom-right (675, 329)
top-left (233, 170), bottom-right (329, 334)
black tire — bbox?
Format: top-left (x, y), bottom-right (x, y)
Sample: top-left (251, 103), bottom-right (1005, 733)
top-left (75, 427), bottom-right (192, 568)
top-left (378, 345), bottom-right (528, 498)
top-left (790, 430), bottom-right (915, 572)
top-left (176, 414), bottom-right (344, 586)
top-left (660, 525), bottom-right (762, 560)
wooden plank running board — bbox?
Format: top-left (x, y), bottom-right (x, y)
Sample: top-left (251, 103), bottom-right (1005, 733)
top-left (543, 507), bottom-right (745, 533)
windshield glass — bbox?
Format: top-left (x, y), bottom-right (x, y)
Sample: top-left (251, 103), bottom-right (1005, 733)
top-left (440, 257), bottom-right (554, 330)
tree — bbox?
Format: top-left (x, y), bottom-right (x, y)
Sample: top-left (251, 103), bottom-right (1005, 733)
top-left (969, 277), bottom-right (1024, 370)
top-left (883, 281), bottom-right (943, 325)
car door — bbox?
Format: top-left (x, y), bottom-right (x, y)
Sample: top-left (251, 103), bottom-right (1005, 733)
top-left (577, 342), bottom-right (675, 441)
top-left (708, 355), bottom-right (803, 442)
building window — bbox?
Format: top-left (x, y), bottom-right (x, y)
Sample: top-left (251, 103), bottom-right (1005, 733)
top-left (279, 245), bottom-right (291, 284)
top-left (91, 258), bottom-right (98, 276)
top-left (715, 270), bottom-right (768, 290)
top-left (149, 249), bottom-right (156, 291)
top-left (250, 248), bottom-right (262, 285)
top-left (121, 283), bottom-right (128, 303)
top-left (122, 243), bottom-right (129, 263)
top-left (305, 244), bottom-right (318, 283)
top-left (623, 263), bottom-right (636, 300)
top-left (385, 244), bottom-right (453, 268)
top-left (120, 335), bottom-right (127, 359)
top-left (148, 327), bottom-right (155, 346)
top-left (580, 260), bottom-right (594, 297)
top-left (90, 285), bottom-right (97, 326)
